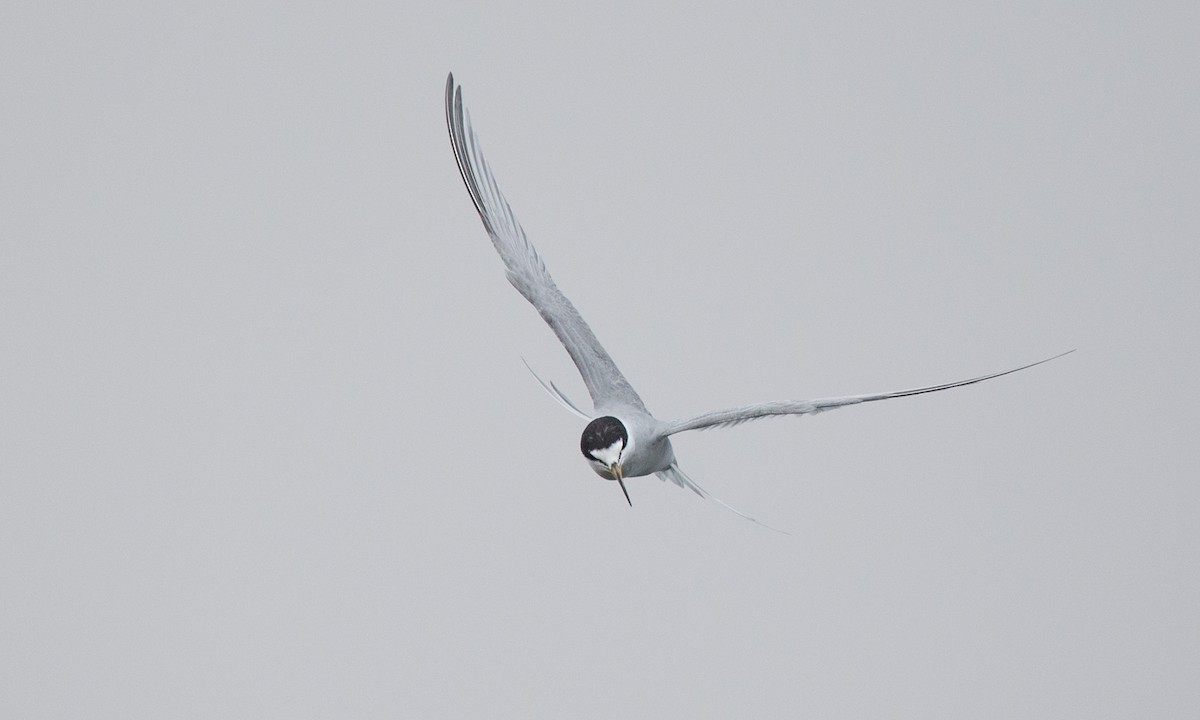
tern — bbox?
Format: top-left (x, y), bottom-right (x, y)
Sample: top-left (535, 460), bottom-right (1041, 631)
top-left (444, 73), bottom-right (1070, 528)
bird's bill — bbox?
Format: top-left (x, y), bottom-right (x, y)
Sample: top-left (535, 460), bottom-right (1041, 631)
top-left (611, 463), bottom-right (632, 506)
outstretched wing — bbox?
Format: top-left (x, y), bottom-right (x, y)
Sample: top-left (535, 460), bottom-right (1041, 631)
top-left (662, 351), bottom-right (1073, 435)
top-left (445, 73), bottom-right (646, 412)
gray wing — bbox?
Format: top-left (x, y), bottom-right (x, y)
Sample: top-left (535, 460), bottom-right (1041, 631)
top-left (445, 73), bottom-right (646, 412)
top-left (662, 351), bottom-right (1073, 435)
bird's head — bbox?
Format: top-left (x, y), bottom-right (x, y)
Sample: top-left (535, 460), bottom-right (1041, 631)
top-left (580, 416), bottom-right (632, 505)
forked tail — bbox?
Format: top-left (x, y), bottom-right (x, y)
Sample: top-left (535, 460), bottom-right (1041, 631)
top-left (521, 358), bottom-right (591, 420)
top-left (655, 463), bottom-right (789, 534)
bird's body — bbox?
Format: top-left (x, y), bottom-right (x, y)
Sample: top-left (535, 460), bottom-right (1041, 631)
top-left (444, 73), bottom-right (1070, 527)
top-left (584, 411), bottom-right (675, 478)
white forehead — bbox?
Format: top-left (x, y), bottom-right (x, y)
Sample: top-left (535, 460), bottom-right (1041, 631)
top-left (589, 438), bottom-right (624, 465)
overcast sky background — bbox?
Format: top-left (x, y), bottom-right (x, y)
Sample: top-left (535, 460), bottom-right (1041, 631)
top-left (2, 2), bottom-right (1197, 718)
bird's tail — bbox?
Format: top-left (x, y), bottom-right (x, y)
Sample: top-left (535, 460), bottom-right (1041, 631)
top-left (655, 463), bottom-right (789, 534)
top-left (521, 358), bottom-right (591, 421)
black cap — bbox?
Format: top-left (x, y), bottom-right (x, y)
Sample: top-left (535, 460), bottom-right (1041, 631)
top-left (580, 416), bottom-right (627, 459)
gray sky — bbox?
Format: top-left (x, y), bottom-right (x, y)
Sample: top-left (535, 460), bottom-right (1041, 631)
top-left (2, 2), bottom-right (1197, 717)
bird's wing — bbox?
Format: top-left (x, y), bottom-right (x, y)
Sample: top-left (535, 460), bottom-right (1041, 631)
top-left (662, 350), bottom-right (1073, 435)
top-left (445, 74), bottom-right (646, 412)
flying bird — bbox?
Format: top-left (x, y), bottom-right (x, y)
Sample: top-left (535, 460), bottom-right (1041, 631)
top-left (444, 73), bottom-right (1070, 528)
